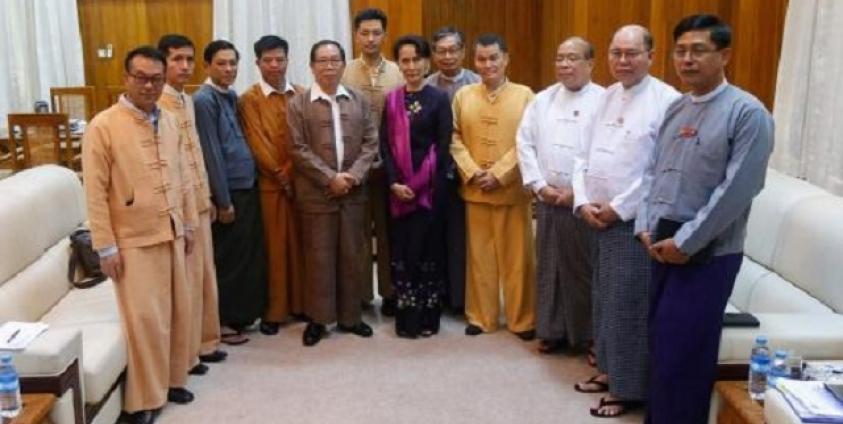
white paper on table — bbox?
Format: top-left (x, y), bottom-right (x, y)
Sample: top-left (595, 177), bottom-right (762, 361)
top-left (0, 321), bottom-right (49, 350)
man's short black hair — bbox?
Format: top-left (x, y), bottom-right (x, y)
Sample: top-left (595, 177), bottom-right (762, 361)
top-left (476, 33), bottom-right (508, 53)
top-left (203, 40), bottom-right (240, 64)
top-left (254, 35), bottom-right (289, 59)
top-left (392, 35), bottom-right (431, 61)
top-left (124, 46), bottom-right (166, 72)
top-left (157, 34), bottom-right (194, 58)
top-left (673, 14), bottom-right (732, 50)
top-left (432, 26), bottom-right (466, 48)
top-left (310, 40), bottom-right (346, 64)
top-left (353, 8), bottom-right (387, 31)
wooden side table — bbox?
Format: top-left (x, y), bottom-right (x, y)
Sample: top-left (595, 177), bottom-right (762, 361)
top-left (715, 381), bottom-right (765, 424)
top-left (3, 393), bottom-right (56, 424)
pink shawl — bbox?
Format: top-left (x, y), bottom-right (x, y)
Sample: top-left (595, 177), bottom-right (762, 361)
top-left (385, 87), bottom-right (437, 218)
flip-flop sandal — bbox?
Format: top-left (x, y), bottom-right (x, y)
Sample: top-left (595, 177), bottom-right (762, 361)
top-left (589, 397), bottom-right (642, 418)
top-left (220, 332), bottom-right (249, 346)
top-left (574, 375), bottom-right (610, 393)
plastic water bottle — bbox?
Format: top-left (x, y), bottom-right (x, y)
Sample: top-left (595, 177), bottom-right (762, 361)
top-left (748, 335), bottom-right (771, 400)
top-left (0, 354), bottom-right (22, 419)
top-left (768, 349), bottom-right (789, 388)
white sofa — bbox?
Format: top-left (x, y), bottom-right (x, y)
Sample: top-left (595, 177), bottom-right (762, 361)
top-left (0, 165), bottom-right (126, 424)
top-left (708, 169), bottom-right (843, 422)
top-left (717, 168), bottom-right (843, 367)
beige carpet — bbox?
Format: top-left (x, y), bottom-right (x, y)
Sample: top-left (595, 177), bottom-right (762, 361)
top-left (156, 307), bottom-right (644, 424)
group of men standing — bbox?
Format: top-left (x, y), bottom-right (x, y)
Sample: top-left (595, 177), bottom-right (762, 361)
top-left (81, 7), bottom-right (772, 423)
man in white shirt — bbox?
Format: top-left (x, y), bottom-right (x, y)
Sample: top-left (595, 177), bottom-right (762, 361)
top-left (571, 25), bottom-right (680, 418)
top-left (516, 36), bottom-right (603, 355)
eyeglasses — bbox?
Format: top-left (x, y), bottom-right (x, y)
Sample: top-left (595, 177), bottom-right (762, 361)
top-left (313, 59), bottom-right (344, 67)
top-left (434, 47), bottom-right (462, 56)
top-left (555, 54), bottom-right (586, 64)
top-left (672, 46), bottom-right (719, 60)
top-left (608, 49), bottom-right (647, 60)
top-left (128, 73), bottom-right (165, 86)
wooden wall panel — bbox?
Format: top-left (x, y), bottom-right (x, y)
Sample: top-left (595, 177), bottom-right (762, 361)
top-left (349, 0), bottom-right (423, 59)
top-left (77, 0), bottom-right (212, 111)
top-left (77, 0), bottom-right (785, 111)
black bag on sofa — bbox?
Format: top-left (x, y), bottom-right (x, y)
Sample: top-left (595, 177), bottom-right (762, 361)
top-left (67, 228), bottom-right (107, 289)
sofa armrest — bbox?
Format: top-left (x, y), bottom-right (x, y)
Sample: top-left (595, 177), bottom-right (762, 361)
top-left (14, 328), bottom-right (85, 424)
top-left (11, 328), bottom-right (81, 377)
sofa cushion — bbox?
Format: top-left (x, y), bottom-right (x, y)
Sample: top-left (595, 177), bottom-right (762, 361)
top-left (0, 165), bottom-right (85, 284)
top-left (729, 259), bottom-right (771, 312)
top-left (745, 273), bottom-right (834, 314)
top-left (771, 195), bottom-right (843, 312)
top-left (743, 169), bottom-right (827, 267)
top-left (41, 282), bottom-right (126, 404)
top-left (718, 313), bottom-right (843, 362)
top-left (0, 239), bottom-right (73, 323)
top-left (12, 328), bottom-right (81, 377)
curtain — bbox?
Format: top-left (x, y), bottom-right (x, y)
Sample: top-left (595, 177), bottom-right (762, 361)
top-left (772, 0), bottom-right (843, 195)
top-left (213, 0), bottom-right (353, 94)
top-left (0, 0), bottom-right (85, 136)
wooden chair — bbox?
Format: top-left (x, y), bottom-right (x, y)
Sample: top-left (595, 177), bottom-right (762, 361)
top-left (6, 113), bottom-right (74, 171)
top-left (104, 85), bottom-right (125, 109)
top-left (50, 86), bottom-right (96, 122)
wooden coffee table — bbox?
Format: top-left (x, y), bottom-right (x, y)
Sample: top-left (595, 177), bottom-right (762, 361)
top-left (3, 393), bottom-right (56, 424)
top-left (715, 381), bottom-right (765, 424)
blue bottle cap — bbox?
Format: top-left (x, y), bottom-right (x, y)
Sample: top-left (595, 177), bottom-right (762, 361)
top-left (756, 335), bottom-right (768, 345)
top-left (774, 349), bottom-right (788, 358)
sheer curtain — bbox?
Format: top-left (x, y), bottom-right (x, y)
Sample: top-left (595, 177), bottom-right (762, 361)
top-left (772, 0), bottom-right (843, 195)
top-left (213, 0), bottom-right (352, 94)
top-left (0, 0), bottom-right (85, 136)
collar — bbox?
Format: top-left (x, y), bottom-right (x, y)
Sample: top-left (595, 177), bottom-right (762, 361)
top-left (622, 75), bottom-right (650, 97)
top-left (359, 55), bottom-right (386, 73)
top-left (482, 78), bottom-right (509, 101)
top-left (163, 83), bottom-right (185, 98)
top-left (259, 78), bottom-right (296, 97)
top-left (690, 79), bottom-right (728, 103)
top-left (204, 77), bottom-right (230, 93)
top-left (437, 69), bottom-right (465, 83)
top-left (119, 94), bottom-right (160, 125)
top-left (310, 83), bottom-right (351, 102)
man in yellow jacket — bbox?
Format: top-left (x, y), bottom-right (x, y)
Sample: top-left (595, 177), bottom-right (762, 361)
top-left (450, 34), bottom-right (536, 339)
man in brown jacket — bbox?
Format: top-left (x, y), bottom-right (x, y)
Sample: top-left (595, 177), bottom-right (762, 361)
top-left (239, 35), bottom-right (306, 334)
top-left (82, 46), bottom-right (198, 424)
top-left (288, 40), bottom-right (379, 346)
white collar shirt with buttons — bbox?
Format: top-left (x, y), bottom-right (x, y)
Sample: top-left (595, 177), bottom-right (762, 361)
top-left (259, 78), bottom-right (296, 97)
top-left (517, 81), bottom-right (604, 194)
top-left (572, 75), bottom-right (681, 221)
top-left (310, 83), bottom-right (351, 171)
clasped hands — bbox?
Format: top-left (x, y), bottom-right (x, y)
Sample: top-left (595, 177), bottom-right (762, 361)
top-left (326, 172), bottom-right (358, 198)
top-left (538, 186), bottom-right (574, 207)
top-left (391, 183), bottom-right (415, 202)
top-left (470, 170), bottom-right (501, 191)
top-left (638, 232), bottom-right (690, 265)
top-left (578, 202), bottom-right (619, 230)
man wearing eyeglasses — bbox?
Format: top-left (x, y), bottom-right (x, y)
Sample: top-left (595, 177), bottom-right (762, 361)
top-left (516, 37), bottom-right (604, 356)
top-left (82, 46), bottom-right (198, 424)
top-left (425, 26), bottom-right (481, 316)
top-left (636, 15), bottom-right (773, 423)
top-left (193, 40), bottom-right (268, 347)
top-left (239, 35), bottom-right (306, 336)
top-left (288, 40), bottom-right (379, 346)
top-left (342, 8), bottom-right (403, 316)
top-left (572, 25), bottom-right (680, 418)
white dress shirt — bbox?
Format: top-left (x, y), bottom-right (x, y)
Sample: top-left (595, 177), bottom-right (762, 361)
top-left (310, 83), bottom-right (351, 171)
top-left (572, 75), bottom-right (680, 221)
top-left (516, 81), bottom-right (604, 194)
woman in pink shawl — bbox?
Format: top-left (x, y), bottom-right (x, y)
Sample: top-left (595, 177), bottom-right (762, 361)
top-left (380, 35), bottom-right (453, 338)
